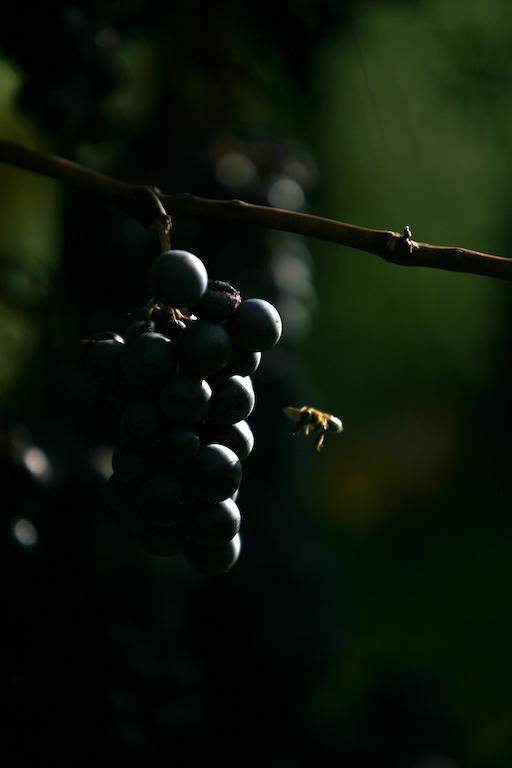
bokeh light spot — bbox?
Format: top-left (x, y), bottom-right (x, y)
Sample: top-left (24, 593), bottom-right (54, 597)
top-left (215, 152), bottom-right (258, 190)
top-left (22, 446), bottom-right (52, 482)
top-left (267, 177), bottom-right (305, 210)
top-left (13, 518), bottom-right (39, 548)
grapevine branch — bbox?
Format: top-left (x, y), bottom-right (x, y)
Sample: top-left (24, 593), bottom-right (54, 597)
top-left (1, 138), bottom-right (511, 281)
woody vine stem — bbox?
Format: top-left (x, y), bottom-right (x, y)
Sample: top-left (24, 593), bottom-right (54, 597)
top-left (1, 138), bottom-right (511, 281)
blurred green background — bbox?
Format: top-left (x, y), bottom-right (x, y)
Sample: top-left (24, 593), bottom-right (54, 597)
top-left (1, 1), bottom-right (512, 765)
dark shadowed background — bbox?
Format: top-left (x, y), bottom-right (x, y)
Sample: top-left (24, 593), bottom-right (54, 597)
top-left (0, 1), bottom-right (511, 766)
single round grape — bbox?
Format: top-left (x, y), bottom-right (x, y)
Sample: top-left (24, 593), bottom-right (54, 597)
top-left (202, 420), bottom-right (254, 460)
top-left (148, 250), bottom-right (208, 308)
top-left (159, 374), bottom-right (212, 424)
top-left (182, 443), bottom-right (242, 503)
top-left (227, 298), bottom-right (282, 352)
top-left (120, 400), bottom-right (163, 446)
top-left (162, 427), bottom-right (200, 469)
top-left (136, 516), bottom-right (190, 557)
top-left (121, 332), bottom-right (176, 388)
top-left (222, 349), bottom-right (261, 377)
top-left (139, 471), bottom-right (190, 526)
top-left (183, 534), bottom-right (241, 574)
top-left (111, 442), bottom-right (155, 487)
top-left (208, 375), bottom-right (255, 425)
top-left (192, 280), bottom-right (241, 322)
top-left (179, 321), bottom-right (232, 377)
top-left (123, 320), bottom-right (152, 344)
top-left (189, 498), bottom-right (241, 546)
top-left (85, 338), bottom-right (124, 388)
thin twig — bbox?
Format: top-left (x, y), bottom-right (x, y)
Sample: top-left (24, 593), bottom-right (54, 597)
top-left (1, 138), bottom-right (511, 281)
top-left (0, 139), bottom-right (166, 228)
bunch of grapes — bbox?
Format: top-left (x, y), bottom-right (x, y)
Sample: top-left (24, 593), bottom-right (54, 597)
top-left (83, 249), bottom-right (282, 574)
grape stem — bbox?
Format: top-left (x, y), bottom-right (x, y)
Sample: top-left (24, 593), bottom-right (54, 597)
top-left (0, 138), bottom-right (511, 280)
top-left (148, 189), bottom-right (172, 251)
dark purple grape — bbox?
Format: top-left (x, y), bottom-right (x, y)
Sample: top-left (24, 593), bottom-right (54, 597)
top-left (162, 427), bottom-right (200, 468)
top-left (136, 516), bottom-right (190, 557)
top-left (182, 443), bottom-right (242, 503)
top-left (84, 338), bottom-right (125, 388)
top-left (120, 400), bottom-right (163, 446)
top-left (183, 534), bottom-right (241, 574)
top-left (139, 471), bottom-right (190, 526)
top-left (208, 375), bottom-right (255, 425)
top-left (201, 420), bottom-right (254, 460)
top-left (148, 250), bottom-right (208, 308)
top-left (189, 498), bottom-right (241, 546)
top-left (111, 442), bottom-right (155, 487)
top-left (121, 332), bottom-right (176, 388)
top-left (192, 280), bottom-right (241, 322)
top-left (227, 298), bottom-right (282, 352)
top-left (222, 349), bottom-right (261, 377)
top-left (179, 321), bottom-right (232, 377)
top-left (159, 374), bottom-right (211, 424)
